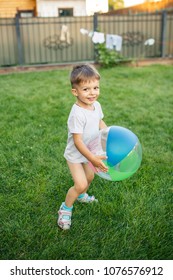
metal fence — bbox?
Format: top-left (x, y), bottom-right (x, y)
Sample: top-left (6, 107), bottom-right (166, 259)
top-left (0, 12), bottom-right (172, 67)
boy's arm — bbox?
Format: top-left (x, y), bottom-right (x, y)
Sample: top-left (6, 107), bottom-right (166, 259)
top-left (73, 134), bottom-right (108, 173)
top-left (99, 119), bottom-right (107, 130)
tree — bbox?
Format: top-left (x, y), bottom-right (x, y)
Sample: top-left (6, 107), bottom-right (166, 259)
top-left (109, 0), bottom-right (124, 10)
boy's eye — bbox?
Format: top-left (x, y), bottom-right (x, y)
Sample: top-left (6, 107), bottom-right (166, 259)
top-left (82, 86), bottom-right (99, 91)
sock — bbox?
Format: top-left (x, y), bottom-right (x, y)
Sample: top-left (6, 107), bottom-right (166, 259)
top-left (78, 193), bottom-right (85, 199)
top-left (62, 202), bottom-right (73, 211)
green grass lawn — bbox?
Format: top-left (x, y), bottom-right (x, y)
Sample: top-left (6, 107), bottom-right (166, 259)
top-left (0, 65), bottom-right (173, 260)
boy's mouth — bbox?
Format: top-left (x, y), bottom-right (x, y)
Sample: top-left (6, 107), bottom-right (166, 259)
top-left (88, 97), bottom-right (96, 102)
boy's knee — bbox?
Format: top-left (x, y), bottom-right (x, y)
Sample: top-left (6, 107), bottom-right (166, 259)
top-left (75, 180), bottom-right (88, 194)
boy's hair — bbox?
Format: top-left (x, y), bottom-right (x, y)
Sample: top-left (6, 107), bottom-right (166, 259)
top-left (70, 64), bottom-right (100, 88)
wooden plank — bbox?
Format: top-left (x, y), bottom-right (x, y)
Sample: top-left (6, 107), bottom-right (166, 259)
top-left (0, 0), bottom-right (36, 17)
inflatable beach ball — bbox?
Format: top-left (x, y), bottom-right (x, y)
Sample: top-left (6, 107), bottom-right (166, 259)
top-left (88, 126), bottom-right (142, 181)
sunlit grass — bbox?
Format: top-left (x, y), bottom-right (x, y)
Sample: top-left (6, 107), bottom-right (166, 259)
top-left (0, 65), bottom-right (173, 260)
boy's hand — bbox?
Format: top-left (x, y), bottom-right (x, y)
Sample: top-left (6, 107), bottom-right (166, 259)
top-left (91, 155), bottom-right (108, 173)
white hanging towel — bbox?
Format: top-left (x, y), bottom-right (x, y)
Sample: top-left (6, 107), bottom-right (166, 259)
top-left (92, 32), bottom-right (105, 44)
top-left (106, 34), bottom-right (123, 51)
top-left (60, 25), bottom-right (71, 45)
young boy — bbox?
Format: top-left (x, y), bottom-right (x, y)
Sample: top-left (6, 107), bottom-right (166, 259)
top-left (58, 64), bottom-right (108, 230)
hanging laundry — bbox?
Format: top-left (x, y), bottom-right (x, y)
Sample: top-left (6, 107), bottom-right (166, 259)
top-left (92, 32), bottom-right (105, 44)
top-left (60, 25), bottom-right (71, 45)
top-left (144, 38), bottom-right (155, 46)
top-left (80, 28), bottom-right (89, 35)
top-left (80, 28), bottom-right (94, 37)
top-left (106, 34), bottom-right (123, 51)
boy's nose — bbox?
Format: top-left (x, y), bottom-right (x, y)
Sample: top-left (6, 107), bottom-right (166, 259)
top-left (90, 89), bottom-right (95, 95)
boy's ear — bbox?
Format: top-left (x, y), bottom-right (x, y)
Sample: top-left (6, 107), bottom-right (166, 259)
top-left (71, 88), bottom-right (78, 97)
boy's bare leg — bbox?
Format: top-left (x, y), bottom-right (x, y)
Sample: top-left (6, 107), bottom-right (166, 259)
top-left (65, 162), bottom-right (92, 207)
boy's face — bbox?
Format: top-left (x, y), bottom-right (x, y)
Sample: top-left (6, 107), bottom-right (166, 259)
top-left (72, 79), bottom-right (100, 109)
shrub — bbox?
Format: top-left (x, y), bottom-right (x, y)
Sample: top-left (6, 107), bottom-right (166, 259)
top-left (95, 43), bottom-right (124, 67)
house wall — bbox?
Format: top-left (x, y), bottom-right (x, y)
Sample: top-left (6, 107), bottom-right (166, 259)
top-left (86, 0), bottom-right (108, 15)
top-left (0, 0), bottom-right (36, 17)
top-left (36, 0), bottom-right (87, 17)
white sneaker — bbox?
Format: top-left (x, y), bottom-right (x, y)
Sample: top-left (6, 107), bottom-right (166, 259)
top-left (77, 193), bottom-right (98, 203)
top-left (57, 203), bottom-right (72, 230)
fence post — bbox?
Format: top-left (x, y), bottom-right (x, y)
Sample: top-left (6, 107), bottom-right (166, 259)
top-left (15, 13), bottom-right (24, 65)
top-left (93, 12), bottom-right (98, 31)
top-left (93, 13), bottom-right (98, 61)
top-left (160, 10), bottom-right (167, 58)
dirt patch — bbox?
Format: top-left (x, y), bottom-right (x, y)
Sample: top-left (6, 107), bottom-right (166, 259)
top-left (0, 59), bottom-right (172, 75)
top-left (0, 63), bottom-right (73, 75)
top-left (132, 58), bottom-right (173, 67)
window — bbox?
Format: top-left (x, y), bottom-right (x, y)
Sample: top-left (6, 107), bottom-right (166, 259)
top-left (18, 10), bottom-right (34, 18)
top-left (58, 8), bottom-right (73, 17)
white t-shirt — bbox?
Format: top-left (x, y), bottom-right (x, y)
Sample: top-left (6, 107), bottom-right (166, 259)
top-left (64, 101), bottom-right (104, 163)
